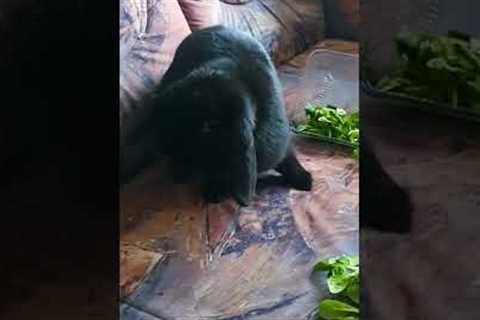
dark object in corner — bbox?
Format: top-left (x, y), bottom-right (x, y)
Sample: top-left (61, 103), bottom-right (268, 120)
top-left (121, 25), bottom-right (312, 206)
top-left (360, 135), bottom-right (413, 233)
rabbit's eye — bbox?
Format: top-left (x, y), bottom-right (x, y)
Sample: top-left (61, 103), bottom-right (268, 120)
top-left (201, 123), bottom-right (211, 133)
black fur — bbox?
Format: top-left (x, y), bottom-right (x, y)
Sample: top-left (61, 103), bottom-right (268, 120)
top-left (360, 135), bottom-right (413, 233)
top-left (121, 25), bottom-right (312, 205)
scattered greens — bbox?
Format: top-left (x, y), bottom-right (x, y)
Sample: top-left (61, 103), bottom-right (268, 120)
top-left (377, 31), bottom-right (480, 110)
top-left (295, 104), bottom-right (359, 159)
top-left (313, 256), bottom-right (360, 320)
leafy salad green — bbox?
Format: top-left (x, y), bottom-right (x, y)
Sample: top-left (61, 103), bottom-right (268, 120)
top-left (377, 31), bottom-right (480, 110)
top-left (313, 255), bottom-right (360, 320)
top-left (295, 104), bottom-right (359, 159)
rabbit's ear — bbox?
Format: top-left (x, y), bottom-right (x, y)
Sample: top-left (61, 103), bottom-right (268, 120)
top-left (229, 111), bottom-right (257, 207)
top-left (231, 130), bottom-right (257, 207)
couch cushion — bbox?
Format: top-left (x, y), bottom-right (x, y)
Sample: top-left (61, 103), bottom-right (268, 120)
top-left (178, 0), bottom-right (221, 31)
top-left (120, 0), bottom-right (191, 144)
top-left (218, 0), bottom-right (325, 65)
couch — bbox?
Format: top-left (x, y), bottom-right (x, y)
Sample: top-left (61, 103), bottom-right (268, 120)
top-left (119, 2), bottom-right (359, 318)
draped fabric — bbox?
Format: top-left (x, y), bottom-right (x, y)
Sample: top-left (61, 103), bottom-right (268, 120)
top-left (219, 0), bottom-right (326, 64)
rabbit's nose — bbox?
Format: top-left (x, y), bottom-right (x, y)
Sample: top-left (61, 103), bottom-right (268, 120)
top-left (201, 122), bottom-right (212, 133)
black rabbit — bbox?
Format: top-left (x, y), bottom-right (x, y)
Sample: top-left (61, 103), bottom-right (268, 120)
top-left (121, 25), bottom-right (312, 206)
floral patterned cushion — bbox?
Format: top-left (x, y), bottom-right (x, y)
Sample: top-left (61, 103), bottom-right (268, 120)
top-left (120, 0), bottom-right (191, 144)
